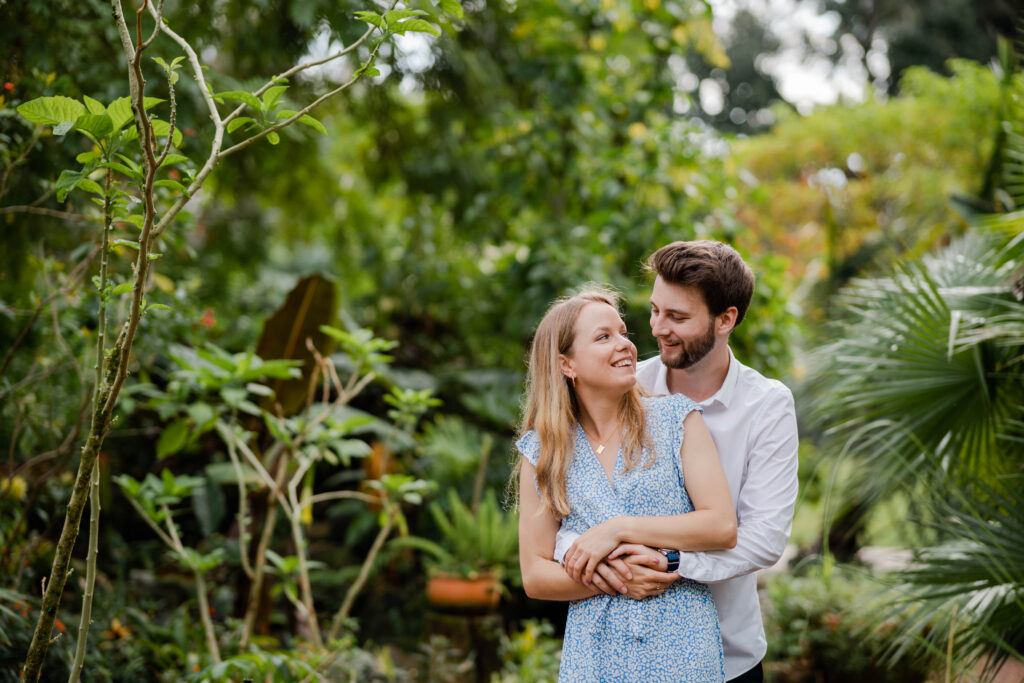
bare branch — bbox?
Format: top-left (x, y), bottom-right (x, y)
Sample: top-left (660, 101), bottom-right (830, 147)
top-left (224, 429), bottom-right (256, 580)
top-left (218, 59), bottom-right (373, 159)
top-left (328, 501), bottom-right (397, 641)
top-left (139, 0), bottom-right (163, 51)
top-left (0, 206), bottom-right (90, 221)
top-left (154, 71), bottom-right (177, 169)
top-left (144, 4), bottom-right (221, 127)
top-left (305, 490), bottom-right (375, 507)
top-left (257, 23), bottom-right (377, 94)
top-left (0, 362), bottom-right (77, 401)
top-left (126, 496), bottom-right (175, 548)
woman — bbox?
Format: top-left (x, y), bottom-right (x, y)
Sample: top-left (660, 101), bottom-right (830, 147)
top-left (516, 287), bottom-right (737, 682)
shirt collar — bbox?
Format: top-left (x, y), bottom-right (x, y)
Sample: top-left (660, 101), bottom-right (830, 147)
top-left (701, 348), bottom-right (739, 409)
top-left (652, 347), bottom-right (740, 407)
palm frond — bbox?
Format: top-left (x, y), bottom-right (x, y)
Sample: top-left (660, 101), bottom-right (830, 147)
top-left (811, 230), bottom-right (1024, 509)
top-left (876, 473), bottom-right (1024, 680)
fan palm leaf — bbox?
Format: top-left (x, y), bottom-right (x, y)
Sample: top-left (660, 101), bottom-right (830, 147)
top-left (875, 472), bottom-right (1024, 679)
top-left (811, 230), bottom-right (1024, 509)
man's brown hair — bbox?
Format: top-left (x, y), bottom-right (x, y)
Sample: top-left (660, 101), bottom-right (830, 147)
top-left (646, 240), bottom-right (755, 326)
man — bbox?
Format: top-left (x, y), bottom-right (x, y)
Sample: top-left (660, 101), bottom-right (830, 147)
top-left (555, 240), bottom-right (799, 683)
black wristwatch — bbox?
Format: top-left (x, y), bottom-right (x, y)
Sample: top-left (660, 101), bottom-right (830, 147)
top-left (660, 549), bottom-right (680, 572)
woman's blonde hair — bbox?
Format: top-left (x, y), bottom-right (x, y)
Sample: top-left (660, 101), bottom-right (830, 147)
top-left (517, 286), bottom-right (651, 519)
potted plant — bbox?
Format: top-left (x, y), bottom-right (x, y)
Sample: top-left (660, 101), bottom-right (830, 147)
top-left (396, 488), bottom-right (519, 609)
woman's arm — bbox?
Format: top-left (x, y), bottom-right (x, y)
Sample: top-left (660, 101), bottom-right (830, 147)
top-left (563, 411), bottom-right (737, 584)
top-left (518, 459), bottom-right (602, 601)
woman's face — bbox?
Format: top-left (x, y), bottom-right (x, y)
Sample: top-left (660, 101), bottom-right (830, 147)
top-left (561, 302), bottom-right (637, 395)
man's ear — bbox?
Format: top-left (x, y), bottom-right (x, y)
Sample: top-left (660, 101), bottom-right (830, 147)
top-left (716, 307), bottom-right (739, 336)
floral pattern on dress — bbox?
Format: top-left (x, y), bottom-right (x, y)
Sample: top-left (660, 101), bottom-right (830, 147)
top-left (518, 394), bottom-right (725, 683)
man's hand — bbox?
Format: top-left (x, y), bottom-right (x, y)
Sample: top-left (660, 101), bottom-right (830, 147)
top-left (619, 562), bottom-right (678, 600)
top-left (615, 545), bottom-right (675, 599)
top-left (588, 555), bottom-right (634, 595)
top-left (577, 544), bottom-right (676, 598)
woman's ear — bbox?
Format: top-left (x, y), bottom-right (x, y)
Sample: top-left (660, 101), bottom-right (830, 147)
top-left (558, 354), bottom-right (575, 380)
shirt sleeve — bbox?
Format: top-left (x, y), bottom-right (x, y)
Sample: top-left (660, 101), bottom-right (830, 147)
top-left (675, 385), bottom-right (799, 583)
top-left (553, 526), bottom-right (579, 564)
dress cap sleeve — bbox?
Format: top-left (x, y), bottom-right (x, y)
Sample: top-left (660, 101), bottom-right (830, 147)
top-left (515, 430), bottom-right (541, 467)
top-left (669, 392), bottom-right (702, 421)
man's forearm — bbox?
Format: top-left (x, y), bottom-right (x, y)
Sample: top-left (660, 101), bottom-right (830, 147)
top-left (674, 516), bottom-right (791, 583)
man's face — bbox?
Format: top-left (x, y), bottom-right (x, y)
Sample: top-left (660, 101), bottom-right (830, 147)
top-left (649, 276), bottom-right (717, 370)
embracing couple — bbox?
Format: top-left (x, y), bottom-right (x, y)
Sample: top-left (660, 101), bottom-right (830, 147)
top-left (516, 241), bottom-right (799, 682)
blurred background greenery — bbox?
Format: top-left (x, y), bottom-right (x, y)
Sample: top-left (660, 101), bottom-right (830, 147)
top-left (2, 0), bottom-right (1021, 680)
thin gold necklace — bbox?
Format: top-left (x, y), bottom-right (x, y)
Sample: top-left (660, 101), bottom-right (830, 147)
top-left (583, 422), bottom-right (620, 455)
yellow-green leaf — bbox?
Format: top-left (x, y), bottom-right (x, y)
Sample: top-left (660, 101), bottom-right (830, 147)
top-left (83, 95), bottom-right (107, 115)
top-left (17, 96), bottom-right (85, 125)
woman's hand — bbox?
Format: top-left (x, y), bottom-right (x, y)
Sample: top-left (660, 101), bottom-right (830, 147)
top-left (563, 518), bottom-right (625, 585)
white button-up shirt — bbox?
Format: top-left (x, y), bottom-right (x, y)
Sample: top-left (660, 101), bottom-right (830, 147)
top-left (554, 350), bottom-right (799, 680)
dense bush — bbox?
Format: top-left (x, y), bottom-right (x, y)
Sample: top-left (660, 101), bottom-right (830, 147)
top-left (762, 564), bottom-right (938, 683)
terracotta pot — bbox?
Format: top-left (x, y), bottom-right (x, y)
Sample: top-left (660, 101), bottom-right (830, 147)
top-left (426, 573), bottom-right (501, 609)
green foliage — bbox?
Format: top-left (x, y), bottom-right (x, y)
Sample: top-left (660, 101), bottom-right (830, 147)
top-left (17, 92), bottom-right (186, 203)
top-left (383, 386), bottom-right (442, 435)
top-left (494, 619), bottom-right (563, 683)
top-left (731, 60), bottom-right (1004, 327)
top-left (321, 324), bottom-right (398, 375)
top-left (392, 488), bottom-right (518, 579)
top-left (188, 650), bottom-right (317, 683)
top-left (762, 564), bottom-right (937, 683)
top-left (114, 469), bottom-right (203, 522)
top-left (874, 472), bottom-right (1024, 679)
top-left (122, 342), bottom-right (301, 460)
top-left (810, 229), bottom-right (1024, 508)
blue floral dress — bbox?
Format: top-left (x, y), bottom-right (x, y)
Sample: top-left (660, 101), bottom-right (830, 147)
top-left (517, 394), bottom-right (725, 682)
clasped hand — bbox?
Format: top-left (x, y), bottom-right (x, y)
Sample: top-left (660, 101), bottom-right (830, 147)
top-left (564, 535), bottom-right (677, 600)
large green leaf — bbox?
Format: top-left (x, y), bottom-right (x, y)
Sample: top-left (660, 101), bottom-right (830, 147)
top-left (55, 169), bottom-right (87, 202)
top-left (16, 96), bottom-right (85, 125)
top-left (214, 90), bottom-right (261, 111)
top-left (157, 418), bottom-right (190, 459)
top-left (107, 96), bottom-right (165, 131)
top-left (254, 274), bottom-right (338, 416)
top-left (73, 113), bottom-right (113, 139)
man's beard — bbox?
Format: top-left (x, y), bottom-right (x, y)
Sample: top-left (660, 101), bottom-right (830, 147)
top-left (660, 319), bottom-right (716, 370)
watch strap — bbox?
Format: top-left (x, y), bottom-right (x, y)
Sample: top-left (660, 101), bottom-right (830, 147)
top-left (659, 548), bottom-right (680, 573)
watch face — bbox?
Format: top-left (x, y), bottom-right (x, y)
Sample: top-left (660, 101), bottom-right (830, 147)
top-left (665, 550), bottom-right (680, 571)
